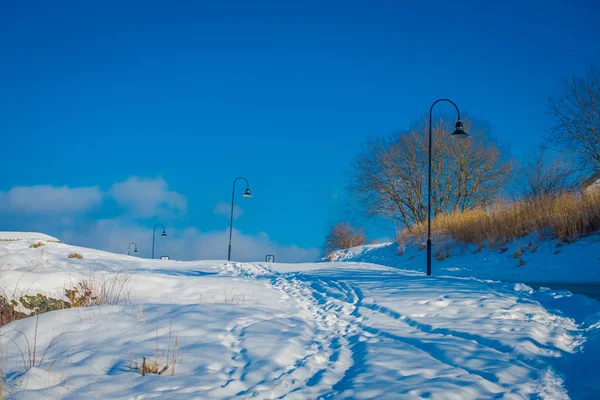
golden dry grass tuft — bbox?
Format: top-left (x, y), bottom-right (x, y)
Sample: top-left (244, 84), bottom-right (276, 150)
top-left (405, 191), bottom-right (600, 247)
top-left (29, 242), bottom-right (44, 249)
top-left (136, 357), bottom-right (169, 376)
top-left (67, 253), bottom-right (83, 259)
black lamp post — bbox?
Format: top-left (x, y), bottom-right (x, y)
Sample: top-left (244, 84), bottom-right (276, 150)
top-left (427, 99), bottom-right (469, 276)
top-left (128, 242), bottom-right (138, 256)
top-left (228, 177), bottom-right (252, 261)
top-left (152, 223), bottom-right (167, 259)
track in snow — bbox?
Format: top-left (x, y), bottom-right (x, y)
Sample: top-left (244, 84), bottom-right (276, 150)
top-left (218, 262), bottom-right (578, 399)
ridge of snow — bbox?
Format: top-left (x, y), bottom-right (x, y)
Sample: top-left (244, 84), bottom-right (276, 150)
top-left (0, 232), bottom-right (60, 242)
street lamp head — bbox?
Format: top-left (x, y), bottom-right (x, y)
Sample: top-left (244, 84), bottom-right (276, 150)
top-left (243, 188), bottom-right (252, 198)
top-left (161, 231), bottom-right (167, 237)
top-left (451, 120), bottom-right (469, 139)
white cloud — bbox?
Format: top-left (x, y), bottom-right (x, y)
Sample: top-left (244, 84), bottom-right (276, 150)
top-left (213, 200), bottom-right (243, 220)
top-left (110, 177), bottom-right (187, 217)
top-left (61, 221), bottom-right (319, 263)
top-left (0, 177), bottom-right (319, 263)
top-left (0, 185), bottom-right (102, 214)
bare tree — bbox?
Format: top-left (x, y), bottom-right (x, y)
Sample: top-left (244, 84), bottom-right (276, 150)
top-left (547, 64), bottom-right (600, 171)
top-left (519, 147), bottom-right (577, 199)
top-left (349, 116), bottom-right (512, 229)
top-left (324, 222), bottom-right (366, 256)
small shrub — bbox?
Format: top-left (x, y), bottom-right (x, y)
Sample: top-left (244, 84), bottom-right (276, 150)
top-left (67, 253), bottom-right (83, 259)
top-left (518, 257), bottom-right (526, 266)
top-left (324, 222), bottom-right (366, 259)
top-left (65, 284), bottom-right (97, 308)
top-left (67, 270), bottom-right (133, 306)
top-left (29, 242), bottom-right (44, 249)
top-left (136, 357), bottom-right (169, 376)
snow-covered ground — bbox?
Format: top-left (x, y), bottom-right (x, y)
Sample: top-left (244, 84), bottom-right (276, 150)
top-left (1, 233), bottom-right (599, 399)
top-left (328, 234), bottom-right (600, 284)
top-left (0, 232), bottom-right (60, 242)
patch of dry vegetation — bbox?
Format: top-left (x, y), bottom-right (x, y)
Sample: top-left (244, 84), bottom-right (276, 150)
top-left (67, 253), bottom-right (83, 259)
top-left (405, 191), bottom-right (600, 247)
top-left (1, 270), bottom-right (132, 327)
top-left (132, 315), bottom-right (180, 377)
top-left (324, 222), bottom-right (366, 260)
top-left (0, 316), bottom-right (72, 398)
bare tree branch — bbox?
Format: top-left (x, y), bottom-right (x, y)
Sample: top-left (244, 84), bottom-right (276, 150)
top-left (547, 64), bottom-right (600, 171)
top-left (348, 116), bottom-right (512, 229)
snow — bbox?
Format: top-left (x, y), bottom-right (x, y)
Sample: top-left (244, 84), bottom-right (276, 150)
top-left (1, 234), bottom-right (599, 399)
top-left (327, 234), bottom-right (600, 284)
top-left (0, 232), bottom-right (60, 242)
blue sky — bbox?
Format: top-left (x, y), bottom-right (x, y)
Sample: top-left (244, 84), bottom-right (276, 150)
top-left (1, 0), bottom-right (599, 261)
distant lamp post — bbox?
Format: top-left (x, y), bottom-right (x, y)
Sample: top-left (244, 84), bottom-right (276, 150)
top-left (128, 242), bottom-right (138, 256)
top-left (152, 223), bottom-right (167, 259)
top-left (228, 177), bottom-right (252, 261)
top-left (426, 99), bottom-right (469, 276)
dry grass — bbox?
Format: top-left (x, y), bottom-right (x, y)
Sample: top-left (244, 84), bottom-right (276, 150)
top-left (197, 289), bottom-right (261, 305)
top-left (29, 242), bottom-right (44, 249)
top-left (404, 191), bottom-right (600, 247)
top-left (136, 357), bottom-right (170, 376)
top-left (67, 253), bottom-right (83, 259)
top-left (133, 314), bottom-right (179, 377)
top-left (0, 316), bottom-right (71, 398)
top-left (65, 270), bottom-right (133, 307)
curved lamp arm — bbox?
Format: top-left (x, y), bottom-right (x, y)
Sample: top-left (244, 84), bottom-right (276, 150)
top-left (429, 98), bottom-right (461, 123)
top-left (232, 177), bottom-right (250, 191)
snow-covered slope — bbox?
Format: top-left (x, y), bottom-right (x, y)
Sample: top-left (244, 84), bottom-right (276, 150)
top-left (1, 234), bottom-right (599, 399)
top-left (0, 232), bottom-right (59, 242)
top-left (328, 234), bottom-right (600, 284)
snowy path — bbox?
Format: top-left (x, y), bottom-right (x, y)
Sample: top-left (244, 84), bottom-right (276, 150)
top-left (1, 236), bottom-right (599, 399)
top-left (216, 262), bottom-right (589, 399)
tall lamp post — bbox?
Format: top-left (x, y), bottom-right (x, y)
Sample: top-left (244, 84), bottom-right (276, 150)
top-left (427, 99), bottom-right (469, 276)
top-left (128, 242), bottom-right (138, 256)
top-left (228, 177), bottom-right (252, 261)
top-left (152, 223), bottom-right (167, 259)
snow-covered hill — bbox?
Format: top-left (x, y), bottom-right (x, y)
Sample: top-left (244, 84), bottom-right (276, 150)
top-left (0, 232), bottom-right (60, 242)
top-left (1, 233), bottom-right (599, 399)
top-left (327, 234), bottom-right (600, 284)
